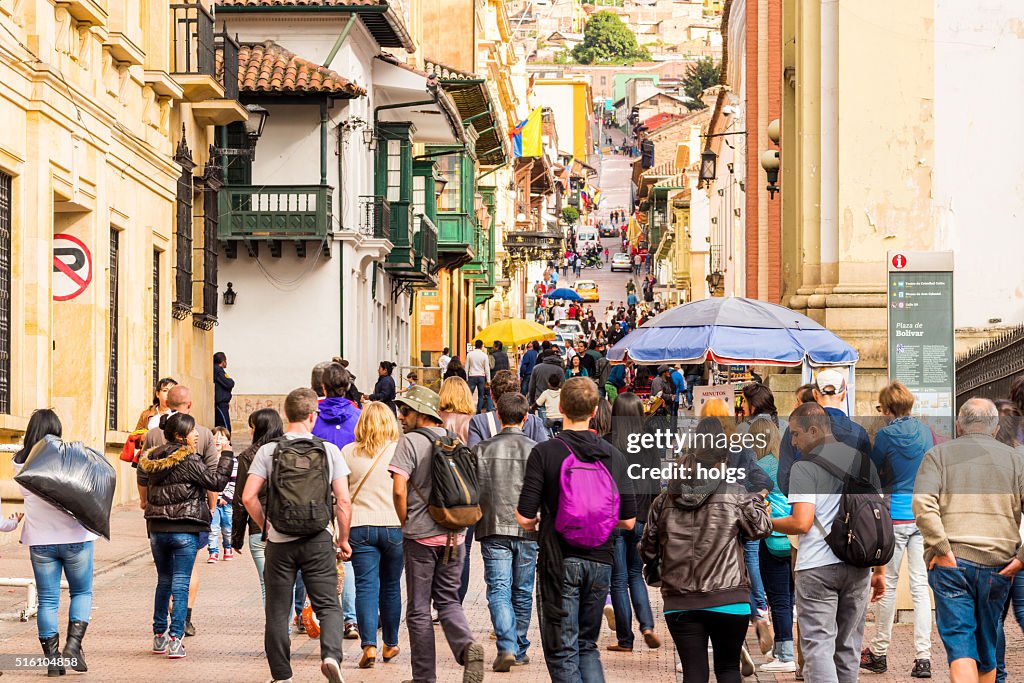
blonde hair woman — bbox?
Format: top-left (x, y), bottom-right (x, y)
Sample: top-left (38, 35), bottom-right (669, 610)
top-left (341, 401), bottom-right (404, 669)
top-left (438, 376), bottom-right (475, 443)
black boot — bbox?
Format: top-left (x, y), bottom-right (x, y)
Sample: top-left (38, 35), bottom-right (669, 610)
top-left (39, 634), bottom-right (65, 677)
top-left (61, 620), bottom-right (88, 672)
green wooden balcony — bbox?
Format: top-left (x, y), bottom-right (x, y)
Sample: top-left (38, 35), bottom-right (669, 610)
top-left (436, 212), bottom-right (477, 269)
top-left (218, 184), bottom-right (331, 239)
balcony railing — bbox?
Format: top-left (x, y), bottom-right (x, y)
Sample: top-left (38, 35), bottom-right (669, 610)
top-left (217, 185), bottom-right (331, 240)
top-left (415, 215), bottom-right (438, 274)
top-left (359, 195), bottom-right (391, 240)
top-left (171, 3), bottom-right (215, 77)
top-left (215, 30), bottom-right (240, 101)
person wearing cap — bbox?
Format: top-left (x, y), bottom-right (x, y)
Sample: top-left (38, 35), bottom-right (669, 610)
top-left (777, 368), bottom-right (871, 496)
top-left (388, 385), bottom-right (484, 683)
top-left (650, 365), bottom-right (675, 405)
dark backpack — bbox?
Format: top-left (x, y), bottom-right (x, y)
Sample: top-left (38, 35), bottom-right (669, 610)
top-left (265, 436), bottom-right (333, 538)
top-left (805, 452), bottom-right (895, 568)
top-left (410, 428), bottom-right (482, 531)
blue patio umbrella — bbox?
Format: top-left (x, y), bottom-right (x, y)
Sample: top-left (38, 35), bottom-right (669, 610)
top-left (607, 297), bottom-right (858, 366)
top-left (547, 288), bottom-right (584, 302)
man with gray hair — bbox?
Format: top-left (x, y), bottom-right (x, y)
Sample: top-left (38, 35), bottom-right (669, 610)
top-left (913, 397), bottom-right (1024, 683)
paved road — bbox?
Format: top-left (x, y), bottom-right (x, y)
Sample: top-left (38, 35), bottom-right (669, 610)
top-left (3, 506), bottom-right (1024, 682)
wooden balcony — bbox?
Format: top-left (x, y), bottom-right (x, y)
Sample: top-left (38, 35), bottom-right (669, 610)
top-left (218, 184), bottom-right (331, 258)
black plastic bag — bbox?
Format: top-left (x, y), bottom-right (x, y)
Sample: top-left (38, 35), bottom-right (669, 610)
top-left (14, 435), bottom-right (116, 540)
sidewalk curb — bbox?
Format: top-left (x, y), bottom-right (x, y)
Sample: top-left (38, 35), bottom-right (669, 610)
top-left (94, 547), bottom-right (152, 578)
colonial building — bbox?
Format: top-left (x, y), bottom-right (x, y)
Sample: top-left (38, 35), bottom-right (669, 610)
top-left (0, 0), bottom-right (247, 507)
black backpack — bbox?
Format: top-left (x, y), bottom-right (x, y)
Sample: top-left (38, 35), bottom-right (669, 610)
top-left (410, 428), bottom-right (482, 531)
top-left (805, 452), bottom-right (895, 568)
top-left (265, 436), bottom-right (334, 538)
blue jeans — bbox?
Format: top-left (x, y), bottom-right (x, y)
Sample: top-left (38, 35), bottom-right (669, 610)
top-left (539, 556), bottom-right (611, 683)
top-left (350, 526), bottom-right (404, 648)
top-left (929, 558), bottom-right (1011, 673)
top-left (480, 535), bottom-right (538, 660)
top-left (209, 504), bottom-right (232, 553)
top-left (459, 524), bottom-right (476, 603)
top-left (744, 539), bottom-right (768, 613)
top-left (29, 542), bottom-right (95, 639)
top-left (759, 541), bottom-right (794, 660)
top-left (469, 375), bottom-right (489, 413)
top-left (611, 522), bottom-right (654, 648)
top-left (994, 572), bottom-right (1024, 682)
top-left (150, 532), bottom-right (200, 639)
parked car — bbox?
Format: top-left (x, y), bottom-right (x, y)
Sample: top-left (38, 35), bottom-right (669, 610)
top-left (599, 224), bottom-right (617, 237)
top-left (574, 280), bottom-right (599, 302)
top-left (611, 252), bottom-right (632, 272)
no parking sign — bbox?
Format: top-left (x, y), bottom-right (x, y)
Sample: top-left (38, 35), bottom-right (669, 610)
top-left (53, 234), bottom-right (92, 301)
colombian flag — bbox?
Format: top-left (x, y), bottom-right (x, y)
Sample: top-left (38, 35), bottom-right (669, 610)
top-left (511, 108), bottom-right (543, 158)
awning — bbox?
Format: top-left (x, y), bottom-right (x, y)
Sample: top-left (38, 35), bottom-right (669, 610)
top-left (427, 61), bottom-right (510, 166)
top-left (373, 56), bottom-right (466, 145)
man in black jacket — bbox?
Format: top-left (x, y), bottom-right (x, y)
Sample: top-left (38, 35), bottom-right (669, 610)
top-left (475, 393), bottom-right (539, 672)
top-left (213, 352), bottom-right (234, 429)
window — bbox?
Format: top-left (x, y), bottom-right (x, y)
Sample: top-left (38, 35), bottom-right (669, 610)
top-left (437, 155), bottom-right (461, 212)
top-left (107, 228), bottom-right (120, 431)
top-left (412, 174), bottom-right (426, 217)
top-left (386, 139), bottom-right (403, 202)
top-left (220, 122), bottom-right (251, 186)
top-left (600, 76), bottom-right (607, 85)
top-left (0, 172), bottom-right (10, 414)
top-left (173, 136), bottom-right (195, 319)
top-left (194, 159), bottom-right (220, 330)
top-left (152, 250), bottom-right (160, 391)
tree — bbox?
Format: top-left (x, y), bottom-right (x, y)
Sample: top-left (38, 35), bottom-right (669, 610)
top-left (572, 11), bottom-right (650, 65)
top-left (682, 57), bottom-right (721, 109)
top-left (562, 206), bottom-right (580, 225)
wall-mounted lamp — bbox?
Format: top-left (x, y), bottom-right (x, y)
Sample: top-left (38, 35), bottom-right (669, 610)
top-left (223, 282), bottom-right (237, 306)
top-left (706, 270), bottom-right (723, 295)
top-left (362, 127), bottom-right (376, 149)
top-left (761, 149), bottom-right (781, 199)
top-left (699, 149), bottom-right (717, 183)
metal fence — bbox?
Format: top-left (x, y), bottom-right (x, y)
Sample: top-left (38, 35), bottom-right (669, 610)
top-left (955, 324), bottom-right (1024, 410)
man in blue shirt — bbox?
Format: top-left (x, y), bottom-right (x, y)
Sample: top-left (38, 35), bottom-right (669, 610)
top-left (669, 366), bottom-right (687, 413)
top-left (778, 369), bottom-right (870, 495)
top-left (519, 342), bottom-right (540, 395)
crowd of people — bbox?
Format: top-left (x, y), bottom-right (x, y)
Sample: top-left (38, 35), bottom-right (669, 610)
top-left (5, 348), bottom-right (1024, 683)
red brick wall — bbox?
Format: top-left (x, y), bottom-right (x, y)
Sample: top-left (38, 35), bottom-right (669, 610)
top-left (766, 0), bottom-right (782, 303)
top-left (745, 0), bottom-right (759, 299)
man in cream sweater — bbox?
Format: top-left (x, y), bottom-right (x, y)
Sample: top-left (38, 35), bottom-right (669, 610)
top-left (913, 398), bottom-right (1024, 683)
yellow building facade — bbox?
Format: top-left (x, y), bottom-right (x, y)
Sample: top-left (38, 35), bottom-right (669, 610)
top-left (0, 0), bottom-right (246, 511)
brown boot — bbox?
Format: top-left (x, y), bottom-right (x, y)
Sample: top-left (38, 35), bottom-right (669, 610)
top-left (358, 645), bottom-right (377, 669)
top-left (382, 644), bottom-right (400, 662)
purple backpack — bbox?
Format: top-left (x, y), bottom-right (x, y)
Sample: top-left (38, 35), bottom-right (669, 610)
top-left (554, 438), bottom-right (620, 548)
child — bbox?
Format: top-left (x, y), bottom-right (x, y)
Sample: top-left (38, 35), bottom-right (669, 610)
top-left (534, 373), bottom-right (564, 435)
top-left (397, 371), bottom-right (418, 395)
top-left (207, 426), bottom-right (236, 563)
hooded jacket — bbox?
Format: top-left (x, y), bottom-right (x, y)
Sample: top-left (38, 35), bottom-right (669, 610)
top-left (640, 474), bottom-right (771, 611)
top-left (313, 396), bottom-right (361, 451)
top-left (138, 442), bottom-right (233, 531)
top-left (870, 416), bottom-right (934, 521)
top-left (527, 352), bottom-right (565, 403)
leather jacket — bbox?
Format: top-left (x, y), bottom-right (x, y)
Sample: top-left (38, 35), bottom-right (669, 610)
top-left (474, 427), bottom-right (538, 541)
top-left (640, 477), bottom-right (772, 611)
top-left (139, 442), bottom-right (233, 528)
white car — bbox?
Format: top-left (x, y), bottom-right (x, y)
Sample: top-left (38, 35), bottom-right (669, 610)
top-left (553, 320), bottom-right (584, 343)
top-left (611, 252), bottom-right (632, 272)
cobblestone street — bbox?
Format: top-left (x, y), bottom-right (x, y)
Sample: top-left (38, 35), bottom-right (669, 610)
top-left (2, 506), bottom-right (1023, 682)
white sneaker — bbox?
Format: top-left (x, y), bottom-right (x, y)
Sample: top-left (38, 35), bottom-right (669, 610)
top-left (761, 659), bottom-right (797, 673)
top-left (676, 662), bottom-right (683, 673)
top-left (320, 657), bottom-right (344, 683)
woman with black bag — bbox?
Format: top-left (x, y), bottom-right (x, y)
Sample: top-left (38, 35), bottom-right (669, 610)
top-left (13, 409), bottom-right (97, 676)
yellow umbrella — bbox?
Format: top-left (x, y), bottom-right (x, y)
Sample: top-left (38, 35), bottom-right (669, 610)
top-left (474, 318), bottom-right (555, 347)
